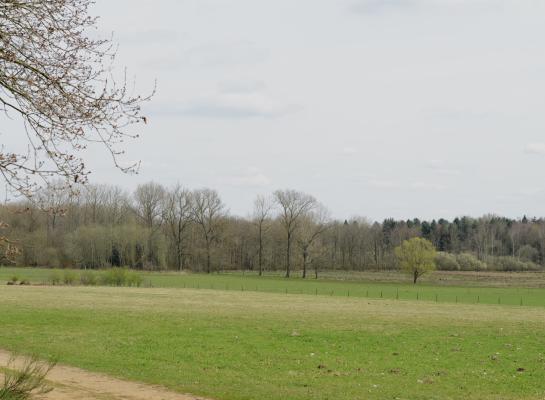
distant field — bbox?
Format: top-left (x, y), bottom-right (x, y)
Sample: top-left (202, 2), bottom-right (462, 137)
top-left (2, 267), bottom-right (545, 307)
top-left (1, 285), bottom-right (545, 400)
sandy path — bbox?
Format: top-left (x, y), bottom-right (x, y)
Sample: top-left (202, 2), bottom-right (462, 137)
top-left (0, 350), bottom-right (211, 400)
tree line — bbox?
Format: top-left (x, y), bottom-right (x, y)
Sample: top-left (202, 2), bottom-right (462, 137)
top-left (0, 182), bottom-right (544, 275)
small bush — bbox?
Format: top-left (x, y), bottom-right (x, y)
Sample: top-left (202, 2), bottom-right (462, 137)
top-left (488, 256), bottom-right (541, 272)
top-left (9, 276), bottom-right (18, 284)
top-left (19, 280), bottom-right (30, 286)
top-left (126, 271), bottom-right (143, 287)
top-left (0, 355), bottom-right (56, 400)
top-left (79, 270), bottom-right (97, 286)
top-left (62, 270), bottom-right (77, 285)
top-left (99, 268), bottom-right (126, 286)
top-left (456, 253), bottom-right (486, 271)
top-left (435, 252), bottom-right (460, 271)
top-left (517, 245), bottom-right (540, 263)
top-left (48, 272), bottom-right (61, 286)
top-left (98, 268), bottom-right (143, 287)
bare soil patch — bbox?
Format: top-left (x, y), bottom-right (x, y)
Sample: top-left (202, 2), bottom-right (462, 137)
top-left (0, 350), bottom-right (210, 400)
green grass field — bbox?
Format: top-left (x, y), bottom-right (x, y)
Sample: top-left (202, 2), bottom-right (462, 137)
top-left (2, 267), bottom-right (545, 307)
top-left (1, 286), bottom-right (545, 399)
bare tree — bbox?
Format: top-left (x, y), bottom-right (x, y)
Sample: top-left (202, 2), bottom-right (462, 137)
top-left (133, 183), bottom-right (165, 230)
top-left (0, 1), bottom-right (152, 195)
top-left (252, 195), bottom-right (273, 276)
top-left (296, 205), bottom-right (330, 278)
top-left (133, 182), bottom-right (165, 266)
top-left (163, 185), bottom-right (193, 271)
top-left (35, 181), bottom-right (71, 241)
top-left (191, 189), bottom-right (225, 273)
top-left (82, 185), bottom-right (108, 225)
top-left (0, 0), bottom-right (151, 260)
top-left (273, 189), bottom-right (317, 278)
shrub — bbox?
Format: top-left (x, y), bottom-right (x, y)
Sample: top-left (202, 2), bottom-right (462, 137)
top-left (0, 355), bottom-right (56, 400)
top-left (99, 268), bottom-right (142, 287)
top-left (99, 268), bottom-right (127, 286)
top-left (126, 271), bottom-right (143, 287)
top-left (488, 256), bottom-right (541, 272)
top-left (435, 252), bottom-right (460, 271)
top-left (9, 276), bottom-right (18, 284)
top-left (456, 253), bottom-right (486, 271)
top-left (79, 270), bottom-right (97, 286)
top-left (47, 272), bottom-right (61, 286)
top-left (517, 245), bottom-right (540, 263)
top-left (62, 270), bottom-right (77, 285)
top-left (19, 280), bottom-right (30, 286)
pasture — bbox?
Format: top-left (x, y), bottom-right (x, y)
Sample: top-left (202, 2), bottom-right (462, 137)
top-left (1, 280), bottom-right (545, 399)
top-left (2, 267), bottom-right (545, 307)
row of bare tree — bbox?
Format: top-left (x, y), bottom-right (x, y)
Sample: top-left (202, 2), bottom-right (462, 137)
top-left (1, 182), bottom-right (544, 275)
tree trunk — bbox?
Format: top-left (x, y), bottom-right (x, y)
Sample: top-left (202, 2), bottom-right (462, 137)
top-left (258, 225), bottom-right (263, 276)
top-left (206, 241), bottom-right (211, 274)
top-left (413, 270), bottom-right (418, 284)
top-left (286, 232), bottom-right (291, 278)
top-left (302, 248), bottom-right (308, 278)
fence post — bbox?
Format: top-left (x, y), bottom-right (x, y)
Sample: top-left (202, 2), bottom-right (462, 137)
top-left (435, 294), bottom-right (438, 303)
top-left (380, 291), bottom-right (383, 298)
top-left (520, 297), bottom-right (523, 306)
top-left (347, 290), bottom-right (350, 297)
top-left (477, 295), bottom-right (479, 304)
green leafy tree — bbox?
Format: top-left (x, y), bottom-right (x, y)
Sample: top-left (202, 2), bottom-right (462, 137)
top-left (395, 237), bottom-right (436, 284)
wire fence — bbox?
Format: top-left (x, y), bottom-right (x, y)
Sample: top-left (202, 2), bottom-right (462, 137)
top-left (170, 280), bottom-right (538, 307)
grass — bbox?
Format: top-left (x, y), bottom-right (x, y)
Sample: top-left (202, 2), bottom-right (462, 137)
top-left (1, 285), bottom-right (545, 399)
top-left (2, 267), bottom-right (545, 307)
top-left (0, 355), bottom-right (56, 400)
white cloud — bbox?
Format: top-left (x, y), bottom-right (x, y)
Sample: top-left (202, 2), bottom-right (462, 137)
top-left (424, 160), bottom-right (461, 176)
top-left (349, 0), bottom-right (416, 14)
top-left (524, 143), bottom-right (545, 155)
top-left (184, 41), bottom-right (268, 68)
top-left (367, 179), bottom-right (446, 191)
top-left (368, 179), bottom-right (401, 189)
top-left (113, 29), bottom-right (182, 45)
top-left (148, 90), bottom-right (301, 119)
top-left (218, 81), bottom-right (267, 95)
top-left (410, 181), bottom-right (447, 191)
top-left (349, 0), bottom-right (504, 15)
top-left (342, 146), bottom-right (359, 155)
top-left (220, 167), bottom-right (271, 187)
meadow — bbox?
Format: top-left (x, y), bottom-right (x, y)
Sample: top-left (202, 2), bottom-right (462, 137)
top-left (1, 284), bottom-right (545, 400)
top-left (2, 267), bottom-right (545, 307)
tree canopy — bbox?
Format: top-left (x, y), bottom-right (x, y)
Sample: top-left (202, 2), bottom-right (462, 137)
top-left (395, 237), bottom-right (437, 284)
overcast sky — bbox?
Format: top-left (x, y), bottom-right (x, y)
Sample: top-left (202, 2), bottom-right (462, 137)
top-left (26, 0), bottom-right (545, 220)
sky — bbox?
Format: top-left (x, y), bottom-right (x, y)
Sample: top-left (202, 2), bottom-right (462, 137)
top-left (6, 0), bottom-right (545, 221)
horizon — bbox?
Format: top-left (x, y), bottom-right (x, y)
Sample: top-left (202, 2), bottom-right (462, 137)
top-left (0, 181), bottom-right (541, 223)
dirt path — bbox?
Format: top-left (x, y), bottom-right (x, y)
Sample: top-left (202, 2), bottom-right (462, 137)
top-left (0, 350), bottom-right (211, 400)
